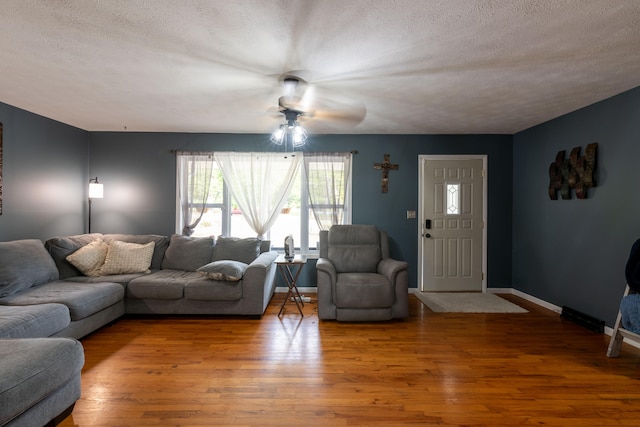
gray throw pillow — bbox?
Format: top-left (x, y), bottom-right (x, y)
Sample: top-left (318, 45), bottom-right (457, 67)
top-left (161, 234), bottom-right (215, 271)
top-left (0, 239), bottom-right (59, 297)
top-left (197, 260), bottom-right (249, 281)
top-left (45, 233), bottom-right (104, 279)
top-left (212, 236), bottom-right (261, 264)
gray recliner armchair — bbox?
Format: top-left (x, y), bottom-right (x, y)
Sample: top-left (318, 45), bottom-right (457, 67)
top-left (316, 224), bottom-right (409, 321)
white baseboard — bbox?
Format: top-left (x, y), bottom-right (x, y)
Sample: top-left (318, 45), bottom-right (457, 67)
top-left (495, 288), bottom-right (563, 314)
top-left (489, 288), bottom-right (640, 350)
top-left (413, 287), bottom-right (640, 349)
top-left (275, 287), bottom-right (318, 294)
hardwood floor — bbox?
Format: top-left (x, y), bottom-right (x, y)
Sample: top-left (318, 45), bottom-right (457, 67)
top-left (59, 294), bottom-right (640, 426)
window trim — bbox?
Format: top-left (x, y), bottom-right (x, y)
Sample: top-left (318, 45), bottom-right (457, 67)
top-left (176, 152), bottom-right (352, 254)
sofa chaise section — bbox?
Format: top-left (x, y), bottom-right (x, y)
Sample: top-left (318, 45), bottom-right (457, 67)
top-left (0, 304), bottom-right (70, 338)
top-left (0, 239), bottom-right (125, 339)
top-left (0, 280), bottom-right (125, 340)
top-left (0, 337), bottom-right (84, 427)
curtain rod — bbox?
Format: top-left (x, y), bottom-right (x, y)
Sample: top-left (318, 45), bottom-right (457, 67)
top-left (170, 150), bottom-right (358, 155)
top-left (170, 150), bottom-right (214, 155)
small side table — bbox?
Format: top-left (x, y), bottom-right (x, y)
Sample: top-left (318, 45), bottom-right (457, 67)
top-left (276, 254), bottom-right (307, 317)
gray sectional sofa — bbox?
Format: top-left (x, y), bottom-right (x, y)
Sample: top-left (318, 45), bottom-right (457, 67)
top-left (0, 233), bottom-right (277, 426)
top-left (46, 233), bottom-right (277, 318)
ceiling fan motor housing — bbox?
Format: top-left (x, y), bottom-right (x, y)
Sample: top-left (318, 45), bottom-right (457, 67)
top-left (283, 108), bottom-right (301, 125)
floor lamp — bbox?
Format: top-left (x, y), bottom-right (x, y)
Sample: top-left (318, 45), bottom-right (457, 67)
top-left (88, 177), bottom-right (103, 233)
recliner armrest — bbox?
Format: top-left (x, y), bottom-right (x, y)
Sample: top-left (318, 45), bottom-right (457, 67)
top-left (316, 257), bottom-right (337, 284)
top-left (377, 258), bottom-right (408, 283)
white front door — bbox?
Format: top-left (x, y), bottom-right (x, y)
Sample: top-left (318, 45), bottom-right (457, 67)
top-left (418, 156), bottom-right (486, 292)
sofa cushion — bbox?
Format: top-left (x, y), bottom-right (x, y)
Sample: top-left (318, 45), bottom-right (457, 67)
top-left (66, 238), bottom-right (109, 276)
top-left (0, 337), bottom-right (83, 426)
top-left (197, 260), bottom-right (248, 281)
top-left (98, 241), bottom-right (155, 275)
top-left (64, 272), bottom-right (148, 286)
top-left (45, 233), bottom-right (105, 279)
top-left (0, 281), bottom-right (125, 320)
top-left (103, 234), bottom-right (170, 270)
top-left (0, 239), bottom-right (59, 297)
top-left (161, 234), bottom-right (215, 271)
top-left (184, 278), bottom-right (243, 301)
top-left (0, 304), bottom-right (70, 338)
top-left (127, 270), bottom-right (194, 300)
top-left (212, 236), bottom-right (261, 264)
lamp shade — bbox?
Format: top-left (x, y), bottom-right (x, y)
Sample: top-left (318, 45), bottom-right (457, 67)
top-left (89, 182), bottom-right (103, 199)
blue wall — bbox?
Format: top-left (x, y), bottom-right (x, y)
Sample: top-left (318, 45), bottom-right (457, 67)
top-left (0, 102), bottom-right (88, 241)
top-left (89, 132), bottom-right (513, 289)
top-left (513, 86), bottom-right (640, 326)
top-left (6, 83), bottom-right (640, 326)
top-left (85, 83), bottom-right (640, 311)
top-left (6, 81), bottom-right (638, 326)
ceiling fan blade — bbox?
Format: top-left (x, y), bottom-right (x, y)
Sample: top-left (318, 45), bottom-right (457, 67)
top-left (298, 85), bottom-right (315, 112)
top-left (305, 84), bottom-right (367, 126)
top-left (311, 104), bottom-right (367, 127)
top-left (267, 70), bottom-right (367, 129)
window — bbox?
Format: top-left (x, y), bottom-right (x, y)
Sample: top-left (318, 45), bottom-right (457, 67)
top-left (176, 152), bottom-right (351, 253)
top-left (447, 183), bottom-right (460, 215)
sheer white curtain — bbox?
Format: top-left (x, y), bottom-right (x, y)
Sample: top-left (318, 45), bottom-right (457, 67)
top-left (177, 154), bottom-right (215, 236)
top-left (214, 152), bottom-right (300, 238)
top-left (303, 152), bottom-right (352, 230)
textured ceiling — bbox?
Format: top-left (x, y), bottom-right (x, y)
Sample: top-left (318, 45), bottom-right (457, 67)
top-left (1, 0), bottom-right (639, 135)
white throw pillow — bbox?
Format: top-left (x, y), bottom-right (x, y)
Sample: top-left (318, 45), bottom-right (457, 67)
top-left (98, 240), bottom-right (155, 275)
top-left (66, 238), bottom-right (109, 276)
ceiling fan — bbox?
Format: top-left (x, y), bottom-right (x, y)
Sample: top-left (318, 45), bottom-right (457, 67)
top-left (269, 71), bottom-right (367, 146)
top-left (269, 74), bottom-right (311, 146)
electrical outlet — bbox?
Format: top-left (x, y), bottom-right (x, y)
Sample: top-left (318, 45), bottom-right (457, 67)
top-left (406, 210), bottom-right (416, 219)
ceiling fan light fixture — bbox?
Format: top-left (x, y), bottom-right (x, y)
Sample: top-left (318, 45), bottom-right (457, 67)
top-left (292, 122), bottom-right (308, 147)
top-left (270, 124), bottom-right (287, 145)
top-left (271, 108), bottom-right (307, 147)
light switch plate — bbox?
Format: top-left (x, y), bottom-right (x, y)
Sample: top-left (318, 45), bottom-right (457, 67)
top-left (406, 210), bottom-right (416, 219)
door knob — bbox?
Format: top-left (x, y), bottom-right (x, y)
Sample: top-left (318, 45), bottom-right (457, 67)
top-left (424, 233), bottom-right (431, 238)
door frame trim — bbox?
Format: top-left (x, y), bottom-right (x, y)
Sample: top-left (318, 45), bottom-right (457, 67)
top-left (417, 154), bottom-right (488, 292)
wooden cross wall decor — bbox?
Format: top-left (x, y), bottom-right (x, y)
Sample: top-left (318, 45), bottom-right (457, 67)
top-left (373, 154), bottom-right (399, 193)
